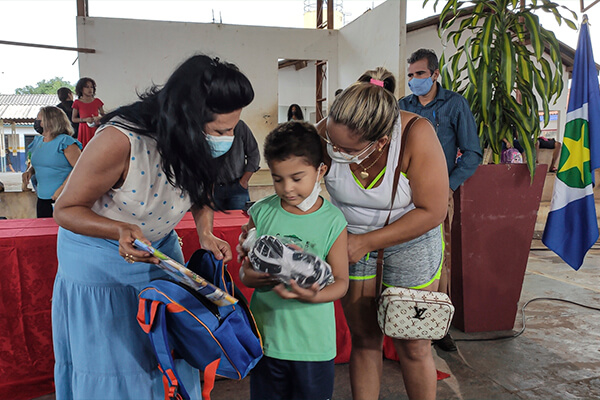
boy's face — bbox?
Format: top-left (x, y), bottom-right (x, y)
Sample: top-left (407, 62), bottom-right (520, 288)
top-left (269, 156), bottom-right (325, 210)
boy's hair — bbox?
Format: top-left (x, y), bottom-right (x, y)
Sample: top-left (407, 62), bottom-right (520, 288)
top-left (264, 121), bottom-right (323, 168)
top-left (329, 67), bottom-right (399, 142)
top-left (40, 106), bottom-right (74, 138)
top-left (75, 77), bottom-right (96, 97)
top-left (57, 87), bottom-right (72, 103)
top-left (407, 49), bottom-right (439, 74)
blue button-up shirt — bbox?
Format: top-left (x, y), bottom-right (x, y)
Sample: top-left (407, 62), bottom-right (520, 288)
top-left (399, 83), bottom-right (482, 191)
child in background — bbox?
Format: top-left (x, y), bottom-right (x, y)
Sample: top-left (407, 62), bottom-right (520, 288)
top-left (239, 121), bottom-right (349, 400)
top-left (72, 77), bottom-right (105, 148)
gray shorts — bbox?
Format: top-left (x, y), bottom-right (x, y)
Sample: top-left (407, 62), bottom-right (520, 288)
top-left (349, 225), bottom-right (444, 288)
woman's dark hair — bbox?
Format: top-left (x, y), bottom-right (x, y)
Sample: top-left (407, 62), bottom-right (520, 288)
top-left (75, 77), bottom-right (97, 97)
top-left (57, 87), bottom-right (72, 103)
top-left (264, 121), bottom-right (323, 168)
top-left (287, 104), bottom-right (304, 121)
top-left (100, 54), bottom-right (254, 208)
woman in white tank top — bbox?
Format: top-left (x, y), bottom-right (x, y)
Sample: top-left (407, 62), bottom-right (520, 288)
top-left (318, 67), bottom-right (449, 400)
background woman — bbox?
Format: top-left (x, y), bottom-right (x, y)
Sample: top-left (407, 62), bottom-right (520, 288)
top-left (52, 55), bottom-right (254, 399)
top-left (321, 68), bottom-right (448, 400)
top-left (22, 106), bottom-right (82, 218)
top-left (72, 77), bottom-right (106, 148)
top-left (287, 103), bottom-right (304, 121)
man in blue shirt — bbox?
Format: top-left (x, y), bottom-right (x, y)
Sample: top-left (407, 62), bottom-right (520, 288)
top-left (399, 48), bottom-right (482, 352)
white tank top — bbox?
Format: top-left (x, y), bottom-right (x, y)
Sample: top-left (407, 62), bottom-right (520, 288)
top-left (324, 114), bottom-right (415, 234)
top-left (91, 119), bottom-right (193, 242)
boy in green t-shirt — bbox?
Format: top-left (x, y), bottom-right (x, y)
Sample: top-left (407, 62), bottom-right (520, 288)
top-left (239, 121), bottom-right (348, 400)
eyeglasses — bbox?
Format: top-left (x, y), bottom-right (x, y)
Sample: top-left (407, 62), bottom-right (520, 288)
top-left (322, 131), bottom-right (376, 160)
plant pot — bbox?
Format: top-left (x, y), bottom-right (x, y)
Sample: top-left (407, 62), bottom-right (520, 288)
top-left (450, 163), bottom-right (547, 332)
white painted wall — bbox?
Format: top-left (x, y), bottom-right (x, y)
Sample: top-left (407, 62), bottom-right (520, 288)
top-left (77, 17), bottom-right (339, 166)
top-left (277, 63), bottom-right (319, 124)
top-left (337, 0), bottom-right (405, 97)
top-left (76, 1), bottom-right (406, 167)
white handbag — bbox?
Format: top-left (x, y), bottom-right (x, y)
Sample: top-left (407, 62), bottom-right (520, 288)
top-left (377, 287), bottom-right (454, 340)
top-left (374, 117), bottom-right (455, 341)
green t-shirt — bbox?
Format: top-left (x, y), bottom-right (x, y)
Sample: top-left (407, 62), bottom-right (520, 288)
top-left (249, 194), bottom-right (347, 361)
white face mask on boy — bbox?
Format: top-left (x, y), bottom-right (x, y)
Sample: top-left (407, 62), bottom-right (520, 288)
top-left (296, 163), bottom-right (324, 212)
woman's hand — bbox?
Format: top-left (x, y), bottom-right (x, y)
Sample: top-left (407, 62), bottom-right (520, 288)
top-left (347, 232), bottom-right (371, 264)
top-left (117, 223), bottom-right (159, 264)
top-left (272, 280), bottom-right (320, 302)
top-left (199, 231), bottom-right (232, 263)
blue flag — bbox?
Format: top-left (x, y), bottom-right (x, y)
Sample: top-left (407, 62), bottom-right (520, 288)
top-left (542, 16), bottom-right (600, 270)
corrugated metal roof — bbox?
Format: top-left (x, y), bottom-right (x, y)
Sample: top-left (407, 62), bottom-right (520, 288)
top-left (0, 94), bottom-right (60, 122)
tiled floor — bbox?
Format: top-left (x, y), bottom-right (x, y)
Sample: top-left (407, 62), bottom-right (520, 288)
top-left (33, 244), bottom-right (600, 400)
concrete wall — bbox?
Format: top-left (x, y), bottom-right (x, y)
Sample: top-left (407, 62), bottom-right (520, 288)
top-left (278, 63), bottom-right (319, 124)
top-left (76, 17), bottom-right (340, 167)
top-left (337, 0), bottom-right (405, 96)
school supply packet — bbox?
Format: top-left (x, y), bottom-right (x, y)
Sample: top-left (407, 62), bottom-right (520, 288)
top-left (133, 239), bottom-right (237, 306)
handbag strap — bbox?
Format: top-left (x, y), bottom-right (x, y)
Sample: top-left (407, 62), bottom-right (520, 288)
top-left (375, 116), bottom-right (420, 299)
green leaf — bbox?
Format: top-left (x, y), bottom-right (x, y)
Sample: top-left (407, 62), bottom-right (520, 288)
top-left (479, 59), bottom-right (492, 124)
top-left (539, 57), bottom-right (553, 98)
top-left (465, 38), bottom-right (478, 90)
top-left (481, 16), bottom-right (496, 65)
top-left (500, 32), bottom-right (516, 96)
top-left (521, 13), bottom-right (543, 60)
top-left (517, 52), bottom-right (532, 84)
top-left (564, 18), bottom-right (577, 30)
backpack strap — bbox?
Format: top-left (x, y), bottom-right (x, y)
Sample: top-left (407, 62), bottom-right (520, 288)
top-left (140, 295), bottom-right (221, 400)
top-left (142, 299), bottom-right (190, 400)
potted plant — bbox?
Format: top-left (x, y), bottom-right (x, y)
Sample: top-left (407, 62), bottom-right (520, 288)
top-left (427, 0), bottom-right (577, 173)
top-left (424, 0), bottom-right (577, 332)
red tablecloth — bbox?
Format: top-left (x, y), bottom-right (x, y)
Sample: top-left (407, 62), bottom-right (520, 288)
top-left (0, 212), bottom-right (359, 399)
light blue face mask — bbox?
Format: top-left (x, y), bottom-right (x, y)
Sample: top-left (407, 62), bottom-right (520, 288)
top-left (205, 134), bottom-right (234, 158)
top-left (408, 77), bottom-right (434, 96)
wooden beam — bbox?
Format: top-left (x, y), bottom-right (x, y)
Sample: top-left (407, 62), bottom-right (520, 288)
top-left (77, 0), bottom-right (89, 17)
top-left (0, 40), bottom-right (95, 54)
top-left (327, 0), bottom-right (334, 29)
top-left (582, 0), bottom-right (600, 12)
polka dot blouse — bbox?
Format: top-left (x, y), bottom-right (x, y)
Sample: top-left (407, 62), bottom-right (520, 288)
top-left (91, 119), bottom-right (193, 242)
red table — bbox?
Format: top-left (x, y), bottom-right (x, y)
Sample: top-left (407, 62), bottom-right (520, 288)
top-left (0, 212), bottom-right (357, 399)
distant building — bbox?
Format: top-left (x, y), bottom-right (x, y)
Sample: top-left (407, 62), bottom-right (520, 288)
top-left (0, 94), bottom-right (59, 172)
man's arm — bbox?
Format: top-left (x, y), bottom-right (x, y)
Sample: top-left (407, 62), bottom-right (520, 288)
top-left (449, 96), bottom-right (482, 191)
top-left (238, 121), bottom-right (261, 187)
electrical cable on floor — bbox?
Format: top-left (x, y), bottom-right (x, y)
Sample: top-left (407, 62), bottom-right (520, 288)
top-left (453, 297), bottom-right (600, 342)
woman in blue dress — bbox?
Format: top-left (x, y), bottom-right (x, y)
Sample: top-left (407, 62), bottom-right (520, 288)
top-left (52, 55), bottom-right (254, 399)
top-left (22, 106), bottom-right (82, 218)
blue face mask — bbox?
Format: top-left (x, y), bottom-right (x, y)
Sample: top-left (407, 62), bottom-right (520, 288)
top-left (408, 77), bottom-right (434, 96)
top-left (205, 135), bottom-right (234, 158)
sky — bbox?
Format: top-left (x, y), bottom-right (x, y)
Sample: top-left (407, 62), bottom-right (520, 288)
top-left (0, 0), bottom-right (599, 94)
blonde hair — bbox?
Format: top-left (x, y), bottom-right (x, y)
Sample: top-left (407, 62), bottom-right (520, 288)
top-left (39, 106), bottom-right (74, 138)
top-left (328, 67), bottom-right (399, 142)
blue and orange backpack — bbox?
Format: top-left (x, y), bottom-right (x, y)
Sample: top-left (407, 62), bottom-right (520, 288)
top-left (137, 249), bottom-right (263, 400)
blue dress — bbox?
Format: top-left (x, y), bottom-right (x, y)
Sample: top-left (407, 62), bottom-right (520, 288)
top-left (52, 121), bottom-right (201, 399)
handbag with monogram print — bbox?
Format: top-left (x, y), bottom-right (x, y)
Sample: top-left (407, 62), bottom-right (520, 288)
top-left (374, 117), bottom-right (455, 341)
top-left (377, 287), bottom-right (454, 340)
